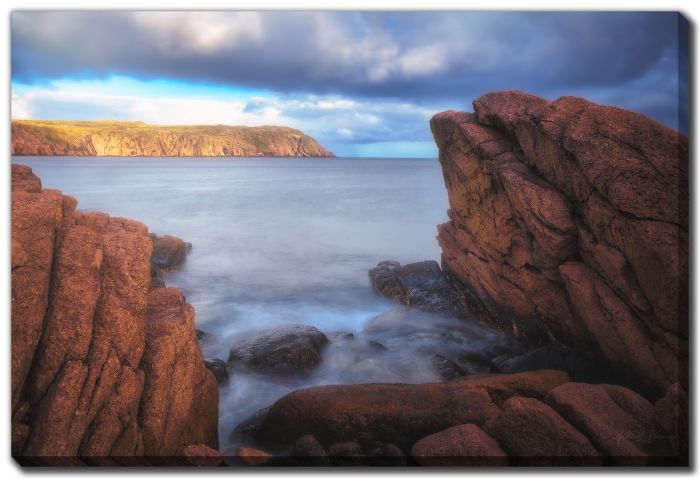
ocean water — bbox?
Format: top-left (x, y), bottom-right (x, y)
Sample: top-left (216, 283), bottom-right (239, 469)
top-left (12, 157), bottom-right (515, 453)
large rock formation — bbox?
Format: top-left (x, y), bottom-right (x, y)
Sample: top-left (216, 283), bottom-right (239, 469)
top-left (11, 164), bottom-right (218, 465)
top-left (430, 91), bottom-right (688, 399)
top-left (11, 120), bottom-right (335, 157)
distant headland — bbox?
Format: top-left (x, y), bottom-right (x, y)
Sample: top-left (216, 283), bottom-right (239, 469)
top-left (11, 120), bottom-right (335, 157)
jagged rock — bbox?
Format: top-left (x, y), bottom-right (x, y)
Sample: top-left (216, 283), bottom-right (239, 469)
top-left (546, 382), bottom-right (656, 465)
top-left (430, 91), bottom-right (688, 397)
top-left (249, 370), bottom-right (567, 450)
top-left (369, 260), bottom-right (468, 315)
top-left (431, 354), bottom-right (467, 381)
top-left (486, 396), bottom-right (600, 466)
top-left (204, 359), bottom-right (229, 384)
top-left (11, 164), bottom-right (218, 464)
top-left (411, 424), bottom-right (508, 466)
top-left (291, 434), bottom-right (330, 466)
top-left (227, 325), bottom-right (328, 377)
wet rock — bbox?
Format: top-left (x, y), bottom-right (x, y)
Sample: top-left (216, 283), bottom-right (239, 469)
top-left (369, 260), bottom-right (468, 315)
top-left (547, 381), bottom-right (656, 464)
top-left (492, 342), bottom-right (610, 383)
top-left (230, 407), bottom-right (270, 446)
top-left (236, 447), bottom-right (272, 466)
top-left (291, 434), bottom-right (330, 466)
top-left (204, 359), bottom-right (229, 384)
top-left (228, 325), bottom-right (328, 377)
top-left (328, 441), bottom-right (363, 466)
top-left (486, 396), bottom-right (600, 466)
top-left (250, 370), bottom-right (567, 450)
top-left (411, 424), bottom-right (508, 467)
top-left (183, 444), bottom-right (224, 467)
top-left (431, 354), bottom-right (466, 381)
top-left (196, 329), bottom-right (209, 341)
top-left (151, 234), bottom-right (189, 270)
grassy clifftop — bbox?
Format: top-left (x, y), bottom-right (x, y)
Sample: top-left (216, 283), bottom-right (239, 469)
top-left (11, 120), bottom-right (335, 157)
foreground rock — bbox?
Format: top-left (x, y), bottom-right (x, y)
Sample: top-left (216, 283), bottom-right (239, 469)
top-left (243, 371), bottom-right (686, 465)
top-left (11, 164), bottom-right (218, 465)
top-left (430, 92), bottom-right (688, 398)
top-left (249, 370), bottom-right (568, 451)
top-left (369, 260), bottom-right (469, 316)
top-left (228, 325), bottom-right (328, 377)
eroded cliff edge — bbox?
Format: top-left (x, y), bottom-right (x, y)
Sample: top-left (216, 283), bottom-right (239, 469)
top-left (11, 120), bottom-right (335, 157)
top-left (430, 91), bottom-right (688, 398)
top-left (11, 164), bottom-right (219, 465)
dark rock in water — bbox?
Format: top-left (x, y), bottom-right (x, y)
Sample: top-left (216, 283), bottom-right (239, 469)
top-left (369, 260), bottom-right (468, 316)
top-left (151, 234), bottom-right (189, 270)
top-left (196, 329), bottom-right (208, 341)
top-left (367, 443), bottom-right (406, 466)
top-left (291, 434), bottom-right (330, 466)
top-left (204, 359), bottom-right (229, 384)
top-left (431, 354), bottom-right (466, 381)
top-left (492, 342), bottom-right (610, 383)
top-left (230, 407), bottom-right (270, 446)
top-left (228, 325), bottom-right (328, 377)
top-left (328, 441), bottom-right (363, 466)
top-left (331, 331), bottom-right (355, 341)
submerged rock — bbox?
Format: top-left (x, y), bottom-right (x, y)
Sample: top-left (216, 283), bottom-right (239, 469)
top-left (369, 260), bottom-right (469, 316)
top-left (204, 359), bottom-right (229, 384)
top-left (228, 325), bottom-right (328, 377)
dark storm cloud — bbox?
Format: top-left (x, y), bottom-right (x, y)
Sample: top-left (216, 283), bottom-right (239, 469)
top-left (11, 11), bottom-right (687, 133)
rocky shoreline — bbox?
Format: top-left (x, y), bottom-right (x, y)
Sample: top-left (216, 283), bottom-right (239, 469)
top-left (10, 91), bottom-right (688, 467)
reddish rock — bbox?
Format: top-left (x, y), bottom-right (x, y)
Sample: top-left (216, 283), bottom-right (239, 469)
top-left (547, 382), bottom-right (656, 464)
top-left (11, 164), bottom-right (42, 192)
top-left (653, 383), bottom-right (688, 463)
top-left (139, 287), bottom-right (219, 456)
top-left (430, 92), bottom-right (687, 396)
top-left (151, 234), bottom-right (189, 270)
top-left (250, 370), bottom-right (567, 450)
top-left (486, 396), bottom-right (600, 465)
top-left (236, 447), bottom-right (272, 465)
top-left (411, 424), bottom-right (508, 466)
top-left (11, 165), bottom-right (219, 464)
top-left (183, 444), bottom-right (224, 467)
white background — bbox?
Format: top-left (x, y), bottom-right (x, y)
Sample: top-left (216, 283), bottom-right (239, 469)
top-left (1, 0), bottom-right (697, 476)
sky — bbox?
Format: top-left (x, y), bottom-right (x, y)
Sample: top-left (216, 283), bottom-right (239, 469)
top-left (11, 11), bottom-right (688, 157)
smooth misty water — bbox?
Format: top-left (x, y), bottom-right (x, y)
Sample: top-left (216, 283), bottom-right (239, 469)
top-left (13, 156), bottom-right (515, 453)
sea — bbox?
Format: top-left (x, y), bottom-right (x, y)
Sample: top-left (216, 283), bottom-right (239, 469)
top-left (12, 156), bottom-right (514, 452)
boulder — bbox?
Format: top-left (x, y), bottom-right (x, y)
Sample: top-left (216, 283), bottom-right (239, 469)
top-left (291, 434), bottom-right (330, 466)
top-left (547, 382), bottom-right (656, 464)
top-left (328, 441), bottom-right (363, 466)
top-left (150, 234), bottom-right (189, 270)
top-left (228, 325), bottom-right (328, 377)
top-left (236, 447), bottom-right (272, 466)
top-left (430, 91), bottom-right (688, 396)
top-left (249, 370), bottom-right (567, 450)
top-left (369, 260), bottom-right (469, 315)
top-left (653, 383), bottom-right (688, 463)
top-left (367, 443), bottom-right (406, 466)
top-left (182, 444), bottom-right (224, 467)
top-left (486, 396), bottom-right (600, 465)
top-left (411, 424), bottom-right (508, 466)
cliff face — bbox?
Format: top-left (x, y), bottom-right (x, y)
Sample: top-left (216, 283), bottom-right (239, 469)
top-left (11, 164), bottom-right (218, 465)
top-left (431, 91), bottom-right (688, 398)
top-left (11, 120), bottom-right (335, 157)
